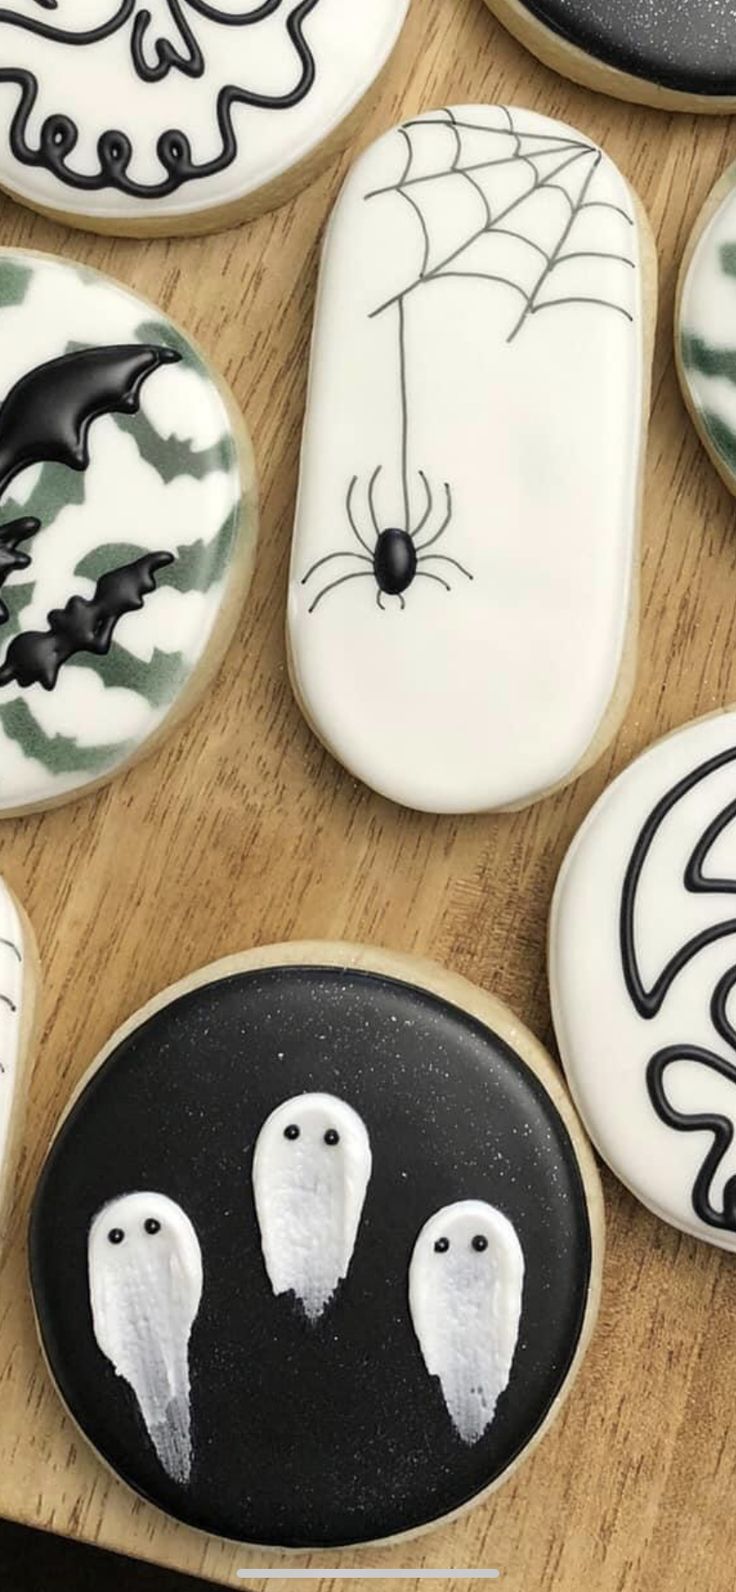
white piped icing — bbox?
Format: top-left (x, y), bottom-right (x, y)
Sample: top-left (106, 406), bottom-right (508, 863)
top-left (0, 878), bottom-right (23, 1202)
top-left (409, 1200), bottom-right (524, 1445)
top-left (551, 708), bottom-right (736, 1250)
top-left (252, 1091), bottom-right (372, 1321)
top-left (88, 1191), bottom-right (203, 1482)
top-left (0, 1), bottom-right (409, 227)
top-left (288, 104), bottom-right (651, 813)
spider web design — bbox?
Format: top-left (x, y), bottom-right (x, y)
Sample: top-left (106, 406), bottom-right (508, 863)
top-left (364, 106), bottom-right (637, 543)
top-left (367, 106), bottom-right (636, 342)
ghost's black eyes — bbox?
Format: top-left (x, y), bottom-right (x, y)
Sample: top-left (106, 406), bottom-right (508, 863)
top-left (324, 1129), bottom-right (340, 1146)
top-left (144, 1219), bottom-right (162, 1236)
top-left (472, 1234), bottom-right (488, 1252)
top-left (108, 1228), bottom-right (125, 1245)
top-left (284, 1124), bottom-right (300, 1141)
top-left (434, 1237), bottom-right (450, 1253)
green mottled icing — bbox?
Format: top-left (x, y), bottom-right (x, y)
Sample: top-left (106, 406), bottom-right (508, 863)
top-left (0, 700), bottom-right (130, 776)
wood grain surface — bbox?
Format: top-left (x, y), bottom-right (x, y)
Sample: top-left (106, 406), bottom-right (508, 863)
top-left (0, 1), bottom-right (734, 1588)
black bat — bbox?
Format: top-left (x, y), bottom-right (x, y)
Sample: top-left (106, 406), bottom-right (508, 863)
top-left (0, 342), bottom-right (180, 616)
top-left (0, 552), bottom-right (175, 692)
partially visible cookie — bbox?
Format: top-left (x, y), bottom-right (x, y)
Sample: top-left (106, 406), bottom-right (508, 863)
top-left (289, 105), bottom-right (656, 813)
top-left (0, 248), bottom-right (256, 819)
top-left (483, 0), bottom-right (736, 112)
top-left (677, 163), bottom-right (736, 496)
top-left (30, 942), bottom-right (602, 1548)
top-left (0, 876), bottom-right (39, 1245)
top-left (551, 709), bottom-right (736, 1249)
top-left (0, 1), bottom-right (410, 236)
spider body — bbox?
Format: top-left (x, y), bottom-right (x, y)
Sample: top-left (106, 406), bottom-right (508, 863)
top-left (301, 467), bottom-right (472, 613)
top-left (374, 527), bottom-right (417, 596)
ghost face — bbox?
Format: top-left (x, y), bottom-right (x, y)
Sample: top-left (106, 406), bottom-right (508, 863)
top-left (252, 1093), bottom-right (372, 1321)
top-left (88, 1191), bottom-right (203, 1484)
top-left (409, 1200), bottom-right (524, 1445)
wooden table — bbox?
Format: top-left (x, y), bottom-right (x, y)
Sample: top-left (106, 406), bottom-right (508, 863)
top-left (1, 0), bottom-right (735, 1587)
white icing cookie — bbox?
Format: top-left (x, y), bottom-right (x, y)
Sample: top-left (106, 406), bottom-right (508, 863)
top-left (0, 1), bottom-right (409, 235)
top-left (0, 876), bottom-right (38, 1242)
top-left (0, 248), bottom-right (256, 818)
top-left (288, 105), bottom-right (656, 814)
top-left (551, 709), bottom-right (736, 1250)
top-left (677, 162), bottom-right (736, 496)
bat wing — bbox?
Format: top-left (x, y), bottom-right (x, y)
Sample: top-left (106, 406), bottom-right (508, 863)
top-left (0, 344), bottom-right (179, 502)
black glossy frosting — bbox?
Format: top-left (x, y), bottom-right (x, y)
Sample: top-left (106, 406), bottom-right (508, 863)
top-left (520, 0), bottom-right (736, 95)
top-left (30, 965), bottom-right (592, 1548)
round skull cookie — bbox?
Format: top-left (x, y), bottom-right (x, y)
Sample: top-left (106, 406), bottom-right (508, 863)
top-left (288, 106), bottom-right (656, 814)
top-left (0, 1), bottom-right (410, 235)
top-left (29, 943), bottom-right (601, 1548)
top-left (551, 709), bottom-right (736, 1250)
top-left (482, 0), bottom-right (736, 112)
top-left (0, 874), bottom-right (39, 1244)
top-left (0, 249), bottom-right (255, 819)
top-left (677, 163), bottom-right (736, 496)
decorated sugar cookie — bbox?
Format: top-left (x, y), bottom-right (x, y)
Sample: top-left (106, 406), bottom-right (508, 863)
top-left (30, 943), bottom-right (601, 1547)
top-left (678, 165), bottom-right (736, 495)
top-left (0, 249), bottom-right (255, 819)
top-left (551, 709), bottom-right (736, 1250)
top-left (483, 0), bottom-right (736, 112)
top-left (288, 105), bottom-right (655, 814)
top-left (0, 1), bottom-right (410, 235)
top-left (0, 876), bottom-right (39, 1241)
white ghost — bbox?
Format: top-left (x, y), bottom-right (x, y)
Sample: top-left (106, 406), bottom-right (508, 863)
top-left (252, 1092), bottom-right (372, 1321)
top-left (88, 1191), bottom-right (203, 1485)
top-left (409, 1200), bottom-right (524, 1445)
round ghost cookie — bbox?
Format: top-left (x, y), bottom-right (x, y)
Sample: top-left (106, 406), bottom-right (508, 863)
top-left (0, 874), bottom-right (39, 1244)
top-left (0, 248), bottom-right (255, 819)
top-left (483, 0), bottom-right (736, 112)
top-left (0, 2), bottom-right (409, 237)
top-left (29, 942), bottom-right (602, 1548)
top-left (677, 163), bottom-right (736, 496)
top-left (288, 105), bottom-right (656, 815)
top-left (550, 708), bottom-right (736, 1250)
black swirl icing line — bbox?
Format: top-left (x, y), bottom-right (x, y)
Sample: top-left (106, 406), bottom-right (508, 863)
top-left (621, 743), bottom-right (736, 1232)
top-left (0, 552), bottom-right (174, 691)
top-left (0, 0), bottom-right (322, 199)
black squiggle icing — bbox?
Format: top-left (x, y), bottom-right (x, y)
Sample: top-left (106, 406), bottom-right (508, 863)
top-left (621, 743), bottom-right (736, 1231)
top-left (0, 0), bottom-right (322, 199)
top-left (0, 552), bottom-right (174, 690)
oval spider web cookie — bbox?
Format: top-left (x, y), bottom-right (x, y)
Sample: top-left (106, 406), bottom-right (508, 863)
top-left (0, 0), bottom-right (409, 235)
top-left (30, 943), bottom-right (600, 1548)
top-left (0, 249), bottom-right (255, 818)
top-left (288, 105), bottom-right (656, 814)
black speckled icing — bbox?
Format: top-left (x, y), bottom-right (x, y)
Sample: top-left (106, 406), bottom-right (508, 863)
top-left (30, 965), bottom-right (592, 1548)
top-left (519, 0), bottom-right (736, 95)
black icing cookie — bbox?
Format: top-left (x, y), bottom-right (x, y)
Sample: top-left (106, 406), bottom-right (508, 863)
top-left (30, 951), bottom-right (598, 1548)
top-left (485, 0), bottom-right (736, 105)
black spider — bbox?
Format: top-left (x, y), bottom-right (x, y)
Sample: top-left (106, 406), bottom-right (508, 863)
top-left (301, 467), bottom-right (473, 613)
